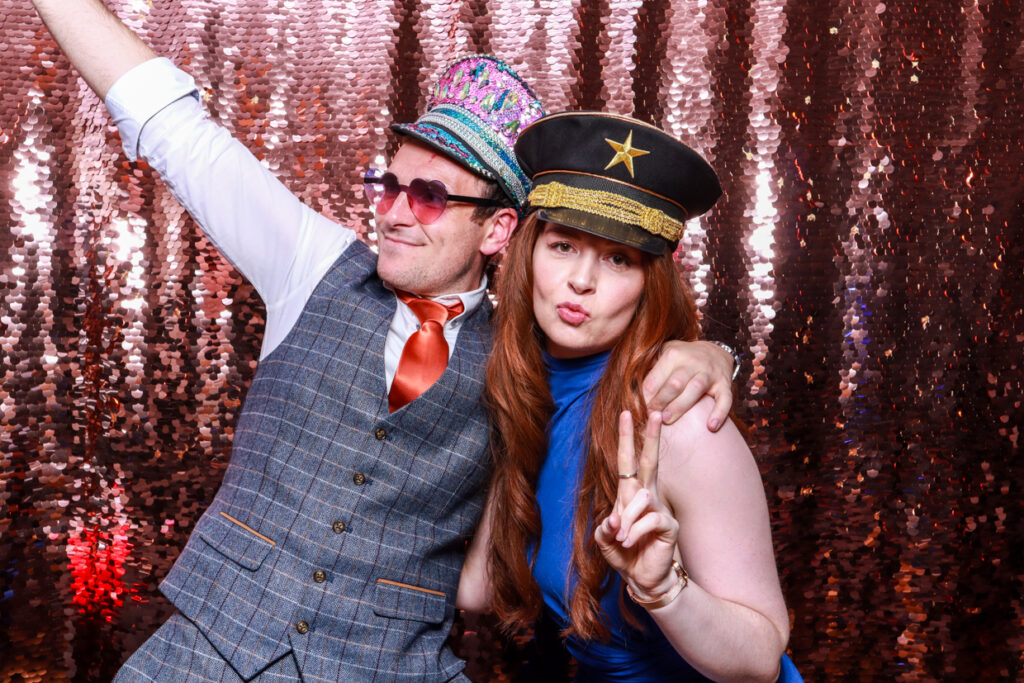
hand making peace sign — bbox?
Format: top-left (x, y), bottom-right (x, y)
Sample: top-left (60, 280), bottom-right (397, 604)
top-left (594, 410), bottom-right (682, 601)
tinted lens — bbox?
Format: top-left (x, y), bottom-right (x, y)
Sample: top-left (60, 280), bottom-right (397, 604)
top-left (406, 178), bottom-right (448, 224)
top-left (363, 171), bottom-right (452, 225)
top-left (363, 170), bottom-right (391, 211)
top-left (376, 173), bottom-right (403, 214)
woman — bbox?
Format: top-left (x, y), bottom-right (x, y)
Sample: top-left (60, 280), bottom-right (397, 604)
top-left (458, 112), bottom-right (798, 681)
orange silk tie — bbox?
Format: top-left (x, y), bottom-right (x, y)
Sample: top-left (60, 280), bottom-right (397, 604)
top-left (388, 290), bottom-right (465, 412)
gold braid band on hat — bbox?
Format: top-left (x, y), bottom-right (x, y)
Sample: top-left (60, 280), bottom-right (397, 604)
top-left (528, 181), bottom-right (684, 242)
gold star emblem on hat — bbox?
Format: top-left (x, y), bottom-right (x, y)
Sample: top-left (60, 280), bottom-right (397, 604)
top-left (604, 130), bottom-right (649, 177)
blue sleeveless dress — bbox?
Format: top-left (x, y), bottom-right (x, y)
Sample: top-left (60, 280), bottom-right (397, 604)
top-left (532, 350), bottom-right (803, 682)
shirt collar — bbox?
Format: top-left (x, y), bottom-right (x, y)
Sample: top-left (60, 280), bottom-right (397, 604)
top-left (386, 274), bottom-right (488, 322)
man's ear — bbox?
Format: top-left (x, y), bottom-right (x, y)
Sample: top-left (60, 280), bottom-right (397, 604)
top-left (479, 207), bottom-right (519, 256)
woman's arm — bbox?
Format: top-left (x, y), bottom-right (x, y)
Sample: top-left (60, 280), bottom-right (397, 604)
top-left (596, 401), bottom-right (789, 683)
top-left (456, 491), bottom-right (496, 612)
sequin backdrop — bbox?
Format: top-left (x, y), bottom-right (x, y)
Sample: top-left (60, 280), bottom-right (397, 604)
top-left (1, 0), bottom-right (1021, 680)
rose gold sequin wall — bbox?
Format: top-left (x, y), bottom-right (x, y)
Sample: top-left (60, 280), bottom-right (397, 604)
top-left (1, 0), bottom-right (1021, 680)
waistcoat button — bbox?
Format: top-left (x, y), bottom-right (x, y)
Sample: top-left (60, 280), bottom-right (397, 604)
top-left (313, 570), bottom-right (326, 583)
top-left (353, 472), bottom-right (366, 485)
top-left (375, 428), bottom-right (387, 440)
top-left (332, 520), bottom-right (346, 534)
top-left (296, 621), bottom-right (309, 634)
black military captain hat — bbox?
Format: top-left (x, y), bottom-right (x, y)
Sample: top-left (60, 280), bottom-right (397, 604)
top-left (514, 112), bottom-right (722, 255)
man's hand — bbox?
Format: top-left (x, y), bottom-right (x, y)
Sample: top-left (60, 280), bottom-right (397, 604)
top-left (641, 340), bottom-right (735, 431)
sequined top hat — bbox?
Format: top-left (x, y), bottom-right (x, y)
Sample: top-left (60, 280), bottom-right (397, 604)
top-left (515, 112), bottom-right (722, 255)
top-left (391, 54), bottom-right (545, 209)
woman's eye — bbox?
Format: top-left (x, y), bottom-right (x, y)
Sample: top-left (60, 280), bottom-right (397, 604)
top-left (608, 253), bottom-right (631, 267)
top-left (552, 241), bottom-right (573, 253)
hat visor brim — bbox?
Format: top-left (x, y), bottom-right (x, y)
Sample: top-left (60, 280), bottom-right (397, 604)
top-left (391, 122), bottom-right (495, 182)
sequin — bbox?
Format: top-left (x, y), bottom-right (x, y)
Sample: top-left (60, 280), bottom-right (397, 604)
top-left (2, 1), bottom-right (1021, 681)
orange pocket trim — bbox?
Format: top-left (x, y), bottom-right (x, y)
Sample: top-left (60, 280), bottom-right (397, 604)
top-left (219, 511), bottom-right (276, 547)
top-left (376, 578), bottom-right (446, 598)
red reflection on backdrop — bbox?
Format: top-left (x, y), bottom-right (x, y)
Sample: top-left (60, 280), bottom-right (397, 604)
top-left (66, 507), bottom-right (132, 619)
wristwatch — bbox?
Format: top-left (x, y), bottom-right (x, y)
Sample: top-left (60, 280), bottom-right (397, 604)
top-left (711, 341), bottom-right (741, 382)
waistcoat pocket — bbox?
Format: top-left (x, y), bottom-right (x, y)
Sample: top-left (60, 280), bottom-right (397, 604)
top-left (372, 578), bottom-right (448, 624)
top-left (197, 510), bottom-right (276, 571)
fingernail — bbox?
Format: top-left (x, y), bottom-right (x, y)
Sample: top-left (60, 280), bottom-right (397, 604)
top-left (663, 412), bottom-right (674, 424)
top-left (709, 418), bottom-right (719, 430)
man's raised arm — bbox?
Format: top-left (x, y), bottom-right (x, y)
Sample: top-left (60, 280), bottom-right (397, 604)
top-left (31, 0), bottom-right (356, 337)
top-left (32, 0), bottom-right (156, 99)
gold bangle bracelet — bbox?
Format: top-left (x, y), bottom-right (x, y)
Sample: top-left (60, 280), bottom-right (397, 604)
top-left (626, 561), bottom-right (688, 610)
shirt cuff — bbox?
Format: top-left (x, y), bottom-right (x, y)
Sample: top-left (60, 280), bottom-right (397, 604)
top-left (104, 57), bottom-right (199, 161)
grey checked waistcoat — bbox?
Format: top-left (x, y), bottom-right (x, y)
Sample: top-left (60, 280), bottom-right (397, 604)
top-left (160, 241), bottom-right (492, 682)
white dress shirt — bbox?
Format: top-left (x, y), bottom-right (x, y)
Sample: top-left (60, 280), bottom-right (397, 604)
top-left (105, 58), bottom-right (486, 391)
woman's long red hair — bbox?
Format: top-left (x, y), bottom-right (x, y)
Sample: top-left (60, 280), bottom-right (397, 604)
top-left (484, 214), bottom-right (700, 640)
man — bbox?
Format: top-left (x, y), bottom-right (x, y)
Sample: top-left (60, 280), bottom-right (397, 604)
top-left (32, 1), bottom-right (738, 680)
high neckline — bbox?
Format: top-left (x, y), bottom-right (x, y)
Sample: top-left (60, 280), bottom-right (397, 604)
top-left (543, 349), bottom-right (611, 413)
top-left (543, 348), bottom-right (611, 374)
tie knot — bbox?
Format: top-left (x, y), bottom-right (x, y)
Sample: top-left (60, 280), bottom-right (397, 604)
top-left (396, 290), bottom-right (465, 325)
